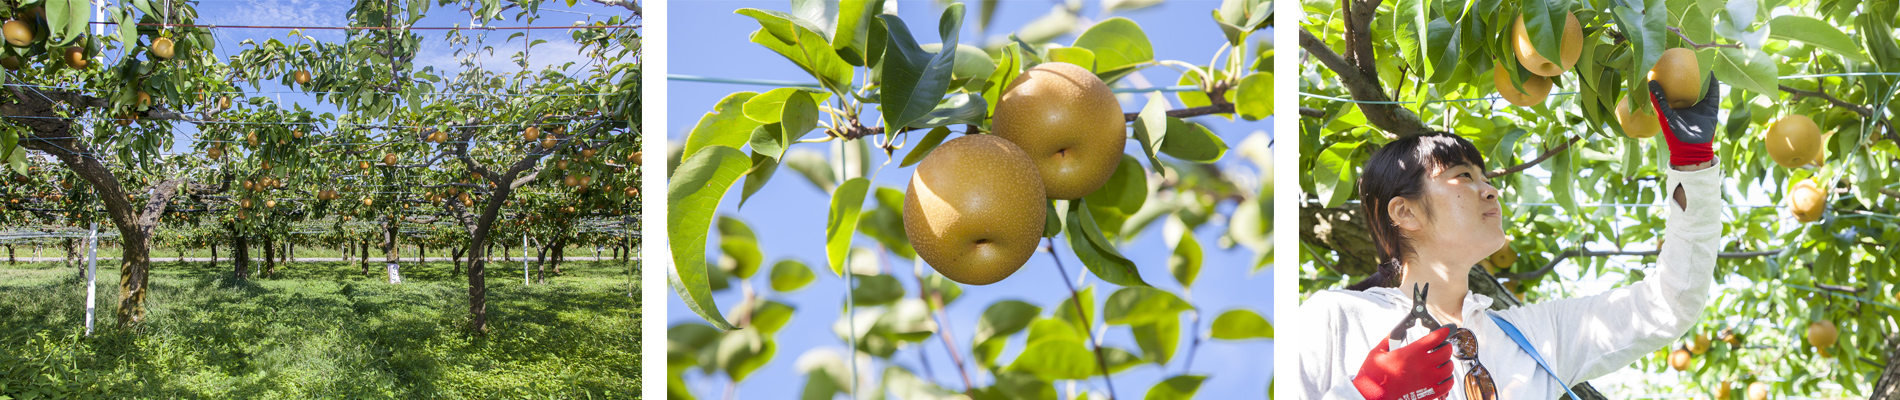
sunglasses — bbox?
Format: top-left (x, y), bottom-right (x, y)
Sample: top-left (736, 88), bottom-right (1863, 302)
top-left (1448, 327), bottom-right (1498, 400)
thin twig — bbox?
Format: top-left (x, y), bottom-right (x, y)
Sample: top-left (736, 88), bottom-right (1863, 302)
top-left (1047, 238), bottom-right (1117, 400)
top-left (1498, 247), bottom-right (1785, 280)
top-left (1299, 107), bottom-right (1325, 118)
top-left (1487, 136), bottom-right (1580, 178)
top-left (1667, 27), bottom-right (1742, 49)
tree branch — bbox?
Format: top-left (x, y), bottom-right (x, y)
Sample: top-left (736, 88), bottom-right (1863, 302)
top-left (1300, 107), bottom-right (1325, 118)
top-left (1498, 247), bottom-right (1785, 281)
top-left (1299, 28), bottom-right (1429, 134)
top-left (1668, 27), bottom-right (1742, 49)
top-left (1488, 136), bottom-right (1580, 178)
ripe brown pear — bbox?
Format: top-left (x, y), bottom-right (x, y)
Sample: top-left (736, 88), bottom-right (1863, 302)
top-left (1617, 97), bottom-right (1661, 139)
top-left (1765, 115), bottom-right (1821, 169)
top-left (1494, 62), bottom-right (1553, 107)
top-left (64, 46), bottom-right (87, 69)
top-left (1511, 13), bottom-right (1584, 77)
top-left (1690, 333), bottom-right (1711, 355)
top-left (1790, 179), bottom-right (1825, 223)
top-left (990, 62), bottom-right (1125, 199)
top-left (0, 56), bottom-right (20, 71)
top-left (383, 153), bottom-right (398, 166)
top-left (524, 126), bottom-right (541, 141)
top-left (631, 151), bottom-right (643, 166)
top-left (137, 91), bottom-right (152, 107)
top-left (1649, 48), bottom-right (1703, 108)
top-left (1669, 348), bottom-right (1692, 371)
top-left (1717, 381), bottom-right (1733, 400)
top-left (1806, 319), bottom-right (1837, 348)
top-left (3, 20), bottom-right (32, 46)
top-left (904, 135), bottom-right (1048, 285)
top-left (293, 70), bottom-right (312, 85)
top-left (151, 37), bottom-right (175, 59)
top-left (1746, 382), bottom-right (1767, 400)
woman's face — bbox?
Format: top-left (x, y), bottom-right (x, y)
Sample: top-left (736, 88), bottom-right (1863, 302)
top-left (1406, 163), bottom-right (1507, 262)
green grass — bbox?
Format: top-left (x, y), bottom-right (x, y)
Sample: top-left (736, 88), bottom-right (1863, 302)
top-left (3, 244), bottom-right (618, 261)
top-left (0, 257), bottom-right (640, 399)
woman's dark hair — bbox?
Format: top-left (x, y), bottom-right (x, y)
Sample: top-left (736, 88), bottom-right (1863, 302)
top-left (1345, 132), bottom-right (1487, 291)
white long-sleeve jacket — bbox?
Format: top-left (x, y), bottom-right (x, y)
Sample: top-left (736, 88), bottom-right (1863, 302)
top-left (1297, 165), bottom-right (1726, 399)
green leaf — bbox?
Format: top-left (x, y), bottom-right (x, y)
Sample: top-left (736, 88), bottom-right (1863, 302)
top-left (1045, 47), bottom-right (1097, 71)
top-left (1008, 338), bottom-right (1097, 381)
top-left (920, 273), bottom-right (962, 304)
top-left (851, 273), bottom-right (905, 305)
top-left (1210, 309), bottom-right (1274, 339)
top-left (1099, 346), bottom-right (1144, 374)
top-left (1071, 17), bottom-right (1155, 83)
top-left (737, 152), bottom-right (779, 209)
top-left (1084, 155), bottom-right (1149, 216)
top-left (826, 178), bottom-right (872, 276)
top-left (1043, 201), bottom-right (1062, 238)
top-left (856, 187), bottom-right (917, 259)
top-left (1169, 219), bottom-right (1203, 288)
top-left (1158, 119), bottom-right (1227, 163)
top-left (923, 43), bottom-right (998, 92)
top-left (718, 216), bottom-right (764, 279)
top-left (1425, 17), bottom-right (1461, 83)
top-left (884, 366), bottom-right (963, 400)
top-left (832, 0), bottom-right (885, 66)
top-left (784, 149), bottom-right (838, 192)
top-left (716, 330), bottom-right (776, 381)
top-left (1712, 47), bottom-right (1777, 101)
top-left (981, 44), bottom-right (1023, 118)
top-left (1104, 286), bottom-right (1192, 325)
top-left (900, 126), bottom-right (954, 167)
top-left (974, 300), bottom-right (1041, 344)
top-left (746, 300), bottom-right (797, 335)
top-left (1143, 375), bottom-right (1208, 400)
top-left (1131, 93), bottom-right (1170, 174)
top-left (909, 93), bottom-right (988, 129)
top-left (682, 92), bottom-right (763, 163)
top-left (1131, 317), bottom-right (1180, 365)
top-left (1314, 141), bottom-right (1362, 208)
top-left (743, 87), bottom-right (834, 124)
top-left (1233, 73), bottom-right (1272, 121)
top-left (769, 259), bottom-right (816, 292)
top-left (1613, 0), bottom-right (1669, 107)
top-left (739, 9), bottom-right (856, 97)
top-left (875, 5), bottom-right (965, 132)
top-left (667, 147), bottom-right (751, 330)
top-left (1055, 286), bottom-right (1097, 338)
top-left (1519, 0), bottom-right (1564, 76)
top-left (1066, 201), bottom-right (1149, 287)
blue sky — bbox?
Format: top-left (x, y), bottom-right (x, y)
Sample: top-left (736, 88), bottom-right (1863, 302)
top-left (149, 0), bottom-right (631, 154)
top-left (667, 1), bottom-right (1273, 398)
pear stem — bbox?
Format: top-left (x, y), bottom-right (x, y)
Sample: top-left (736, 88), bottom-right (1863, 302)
top-left (1047, 238), bottom-right (1118, 400)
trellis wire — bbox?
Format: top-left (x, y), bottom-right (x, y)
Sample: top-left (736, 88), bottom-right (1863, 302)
top-left (1299, 72), bottom-right (1900, 104)
top-left (666, 74), bottom-right (1201, 93)
top-left (0, 82), bottom-right (616, 97)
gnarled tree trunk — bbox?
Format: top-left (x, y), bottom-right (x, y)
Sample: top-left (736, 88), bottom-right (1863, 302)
top-left (1874, 334), bottom-right (1900, 400)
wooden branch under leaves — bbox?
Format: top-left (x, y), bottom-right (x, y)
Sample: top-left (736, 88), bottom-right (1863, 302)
top-left (843, 101), bottom-right (1238, 140)
top-left (1778, 84), bottom-right (1900, 144)
top-left (1667, 27), bottom-right (1742, 49)
top-left (1497, 247), bottom-right (1785, 281)
top-left (1298, 27), bottom-right (1429, 134)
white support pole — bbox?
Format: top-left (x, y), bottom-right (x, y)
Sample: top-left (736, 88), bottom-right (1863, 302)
top-left (84, 223), bottom-right (98, 336)
top-left (523, 235), bottom-right (530, 285)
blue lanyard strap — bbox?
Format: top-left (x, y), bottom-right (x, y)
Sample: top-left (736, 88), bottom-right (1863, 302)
top-left (1487, 313), bottom-right (1584, 400)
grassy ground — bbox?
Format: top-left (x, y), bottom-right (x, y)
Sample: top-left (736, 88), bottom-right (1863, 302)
top-left (0, 257), bottom-right (639, 399)
top-left (3, 244), bottom-right (621, 261)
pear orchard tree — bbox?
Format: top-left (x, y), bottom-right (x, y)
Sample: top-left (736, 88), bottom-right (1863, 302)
top-left (0, 0), bottom-right (637, 333)
top-left (666, 0), bottom-right (1270, 399)
top-left (1299, 0), bottom-right (1900, 397)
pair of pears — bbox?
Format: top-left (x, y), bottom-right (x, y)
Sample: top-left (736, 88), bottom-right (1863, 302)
top-left (904, 62), bottom-right (1125, 285)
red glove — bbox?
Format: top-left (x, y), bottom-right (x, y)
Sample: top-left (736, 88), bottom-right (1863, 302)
top-left (1353, 327), bottom-right (1457, 400)
top-left (1648, 76), bottom-right (1722, 166)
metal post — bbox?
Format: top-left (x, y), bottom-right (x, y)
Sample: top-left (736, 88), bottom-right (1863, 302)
top-left (523, 235), bottom-right (530, 285)
top-left (84, 223), bottom-right (98, 336)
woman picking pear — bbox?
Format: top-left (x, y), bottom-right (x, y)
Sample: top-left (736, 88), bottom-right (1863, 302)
top-left (1296, 76), bottom-right (1727, 400)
